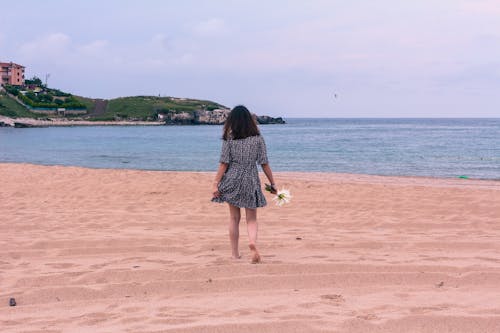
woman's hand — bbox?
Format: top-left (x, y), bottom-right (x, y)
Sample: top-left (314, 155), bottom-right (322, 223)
top-left (212, 164), bottom-right (228, 198)
top-left (265, 183), bottom-right (278, 195)
top-left (270, 184), bottom-right (277, 195)
top-left (212, 183), bottom-right (220, 198)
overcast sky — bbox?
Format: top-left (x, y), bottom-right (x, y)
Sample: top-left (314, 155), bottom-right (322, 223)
top-left (1, 0), bottom-right (499, 117)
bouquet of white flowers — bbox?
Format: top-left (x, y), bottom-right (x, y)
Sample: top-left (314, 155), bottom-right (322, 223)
top-left (265, 184), bottom-right (292, 206)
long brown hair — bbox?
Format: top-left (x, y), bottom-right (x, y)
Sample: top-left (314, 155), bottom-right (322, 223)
top-left (223, 105), bottom-right (260, 140)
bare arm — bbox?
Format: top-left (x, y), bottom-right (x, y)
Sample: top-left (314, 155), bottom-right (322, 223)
top-left (261, 163), bottom-right (277, 194)
top-left (212, 163), bottom-right (228, 197)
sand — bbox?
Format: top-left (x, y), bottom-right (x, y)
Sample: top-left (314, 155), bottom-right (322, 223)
top-left (1, 163), bottom-right (500, 333)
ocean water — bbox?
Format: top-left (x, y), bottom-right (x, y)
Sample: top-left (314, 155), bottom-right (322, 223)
top-left (0, 118), bottom-right (499, 179)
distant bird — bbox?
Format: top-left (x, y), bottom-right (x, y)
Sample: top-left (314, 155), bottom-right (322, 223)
top-left (333, 93), bottom-right (338, 99)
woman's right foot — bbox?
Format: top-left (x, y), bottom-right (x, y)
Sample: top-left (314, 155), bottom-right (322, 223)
top-left (248, 244), bottom-right (261, 264)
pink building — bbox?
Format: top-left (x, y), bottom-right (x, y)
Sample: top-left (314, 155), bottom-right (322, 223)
top-left (1, 62), bottom-right (25, 86)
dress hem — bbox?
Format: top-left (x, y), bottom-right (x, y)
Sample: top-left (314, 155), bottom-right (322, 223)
top-left (211, 197), bottom-right (267, 209)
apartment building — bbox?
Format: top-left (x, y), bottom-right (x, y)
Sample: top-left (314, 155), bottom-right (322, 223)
top-left (0, 62), bottom-right (25, 86)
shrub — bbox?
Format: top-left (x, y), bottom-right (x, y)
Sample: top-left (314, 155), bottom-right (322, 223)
top-left (25, 92), bottom-right (37, 101)
top-left (25, 76), bottom-right (43, 86)
top-left (18, 93), bottom-right (33, 105)
top-left (18, 91), bottom-right (85, 109)
top-left (4, 85), bottom-right (19, 96)
top-left (38, 93), bottom-right (54, 103)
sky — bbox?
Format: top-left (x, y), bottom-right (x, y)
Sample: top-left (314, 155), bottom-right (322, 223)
top-left (1, 0), bottom-right (499, 117)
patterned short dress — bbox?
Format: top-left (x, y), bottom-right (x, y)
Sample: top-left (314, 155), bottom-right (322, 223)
top-left (212, 135), bottom-right (269, 208)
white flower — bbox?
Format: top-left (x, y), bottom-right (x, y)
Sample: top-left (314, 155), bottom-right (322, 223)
top-left (272, 188), bottom-right (292, 206)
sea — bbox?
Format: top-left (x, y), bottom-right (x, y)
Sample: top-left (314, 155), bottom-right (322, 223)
top-left (0, 118), bottom-right (499, 179)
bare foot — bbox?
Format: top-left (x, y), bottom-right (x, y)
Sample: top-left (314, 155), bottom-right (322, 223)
top-left (248, 244), bottom-right (261, 264)
top-left (231, 254), bottom-right (242, 259)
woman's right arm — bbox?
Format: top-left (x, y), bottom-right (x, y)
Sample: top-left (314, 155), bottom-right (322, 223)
top-left (261, 163), bottom-right (277, 194)
top-left (212, 163), bottom-right (228, 198)
top-left (257, 136), bottom-right (277, 193)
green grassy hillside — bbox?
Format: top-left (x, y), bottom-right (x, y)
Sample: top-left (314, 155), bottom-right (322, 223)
top-left (92, 96), bottom-right (227, 121)
top-left (1, 86), bottom-right (227, 121)
top-left (73, 95), bottom-right (96, 112)
top-left (3, 84), bottom-right (86, 109)
top-left (0, 92), bottom-right (42, 118)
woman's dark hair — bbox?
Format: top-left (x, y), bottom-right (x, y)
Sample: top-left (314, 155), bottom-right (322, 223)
top-left (223, 105), bottom-right (260, 140)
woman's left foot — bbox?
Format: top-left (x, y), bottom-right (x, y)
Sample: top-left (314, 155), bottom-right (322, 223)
top-left (248, 244), bottom-right (261, 264)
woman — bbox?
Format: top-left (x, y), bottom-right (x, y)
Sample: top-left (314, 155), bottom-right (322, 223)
top-left (212, 105), bottom-right (277, 263)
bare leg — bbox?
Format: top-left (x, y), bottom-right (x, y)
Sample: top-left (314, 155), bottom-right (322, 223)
top-left (228, 204), bottom-right (241, 259)
top-left (245, 208), bottom-right (261, 263)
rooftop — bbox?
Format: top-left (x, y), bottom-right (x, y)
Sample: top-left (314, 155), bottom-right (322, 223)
top-left (0, 62), bottom-right (25, 68)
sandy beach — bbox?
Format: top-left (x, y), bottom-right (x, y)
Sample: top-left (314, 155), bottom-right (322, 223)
top-left (1, 163), bottom-right (500, 332)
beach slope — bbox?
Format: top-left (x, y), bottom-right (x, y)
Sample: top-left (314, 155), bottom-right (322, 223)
top-left (1, 163), bottom-right (500, 332)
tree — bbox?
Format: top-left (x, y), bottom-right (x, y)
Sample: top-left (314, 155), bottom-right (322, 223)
top-left (25, 76), bottom-right (43, 86)
top-left (38, 93), bottom-right (53, 103)
top-left (25, 91), bottom-right (37, 101)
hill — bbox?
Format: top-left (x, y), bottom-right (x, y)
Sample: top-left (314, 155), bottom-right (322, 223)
top-left (0, 91), bottom-right (42, 118)
top-left (0, 84), bottom-right (284, 125)
top-left (88, 96), bottom-right (227, 121)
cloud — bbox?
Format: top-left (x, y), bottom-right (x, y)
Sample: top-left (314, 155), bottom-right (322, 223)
top-left (77, 40), bottom-right (108, 56)
top-left (5, 1), bottom-right (500, 116)
top-left (460, 0), bottom-right (500, 16)
top-left (19, 33), bottom-right (72, 60)
top-left (192, 18), bottom-right (226, 36)
top-left (16, 33), bottom-right (117, 82)
top-left (151, 34), bottom-right (171, 50)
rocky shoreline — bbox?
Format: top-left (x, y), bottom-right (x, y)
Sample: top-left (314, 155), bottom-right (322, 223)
top-left (0, 116), bottom-right (165, 127)
top-left (0, 113), bottom-right (286, 128)
top-left (160, 109), bottom-right (285, 125)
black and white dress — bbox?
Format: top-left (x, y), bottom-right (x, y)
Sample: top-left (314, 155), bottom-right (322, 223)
top-left (212, 135), bottom-right (269, 208)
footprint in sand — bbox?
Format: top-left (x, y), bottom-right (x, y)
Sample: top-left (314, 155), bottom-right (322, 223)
top-left (306, 255), bottom-right (328, 259)
top-left (298, 302), bottom-right (320, 309)
top-left (410, 305), bottom-right (448, 314)
top-left (320, 294), bottom-right (345, 305)
top-left (356, 313), bottom-right (379, 320)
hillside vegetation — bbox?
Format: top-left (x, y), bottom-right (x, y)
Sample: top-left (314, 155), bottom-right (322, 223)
top-left (0, 92), bottom-right (42, 118)
top-left (1, 80), bottom-right (227, 121)
top-left (3, 83), bottom-right (86, 109)
top-left (94, 96), bottom-right (227, 121)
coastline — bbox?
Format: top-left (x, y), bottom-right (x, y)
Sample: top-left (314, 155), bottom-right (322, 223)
top-left (2, 163), bottom-right (500, 332)
top-left (0, 115), bottom-right (164, 127)
top-left (1, 161), bottom-right (498, 184)
top-left (0, 115), bottom-right (285, 127)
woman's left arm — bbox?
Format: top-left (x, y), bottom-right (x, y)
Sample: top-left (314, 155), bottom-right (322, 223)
top-left (212, 163), bottom-right (228, 197)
